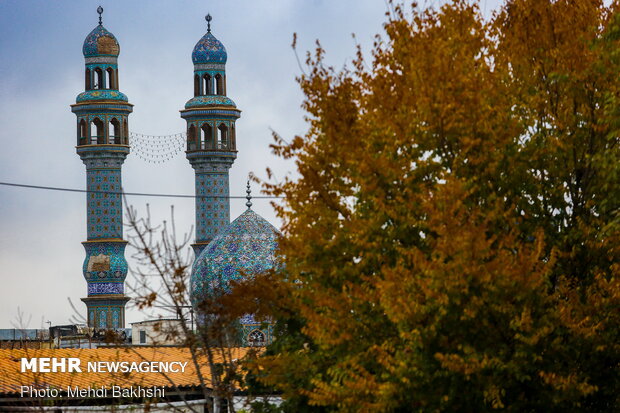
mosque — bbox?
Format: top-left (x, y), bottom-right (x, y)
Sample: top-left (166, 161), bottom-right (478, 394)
top-left (71, 7), bottom-right (280, 347)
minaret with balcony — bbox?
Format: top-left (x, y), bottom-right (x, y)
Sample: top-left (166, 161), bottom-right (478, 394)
top-left (70, 7), bottom-right (132, 329)
top-left (181, 14), bottom-right (241, 257)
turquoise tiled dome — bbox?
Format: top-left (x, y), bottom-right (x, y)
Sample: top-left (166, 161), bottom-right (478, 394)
top-left (192, 32), bottom-right (227, 64)
top-left (190, 209), bottom-right (280, 306)
top-left (83, 25), bottom-right (120, 57)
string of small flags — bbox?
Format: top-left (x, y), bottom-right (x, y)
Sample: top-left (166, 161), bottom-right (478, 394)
top-left (129, 132), bottom-right (186, 164)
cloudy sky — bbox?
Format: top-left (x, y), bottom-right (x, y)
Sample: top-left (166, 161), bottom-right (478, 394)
top-left (0, 0), bottom-right (501, 328)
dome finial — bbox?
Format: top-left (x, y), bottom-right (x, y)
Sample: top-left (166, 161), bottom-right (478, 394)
top-left (246, 180), bottom-right (253, 209)
top-left (97, 6), bottom-right (104, 26)
top-left (206, 13), bottom-right (212, 33)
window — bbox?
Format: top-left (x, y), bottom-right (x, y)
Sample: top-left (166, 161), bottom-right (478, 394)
top-left (203, 74), bottom-right (212, 95)
top-left (94, 68), bottom-right (104, 89)
top-left (106, 67), bottom-right (115, 89)
top-left (194, 74), bottom-right (200, 96)
top-left (109, 118), bottom-right (121, 144)
top-left (188, 125), bottom-right (197, 150)
top-left (202, 124), bottom-right (213, 149)
top-left (217, 124), bottom-right (228, 149)
top-left (85, 69), bottom-right (91, 90)
top-left (248, 329), bottom-right (266, 347)
top-left (78, 119), bottom-right (87, 145)
top-left (215, 74), bottom-right (223, 95)
top-left (90, 118), bottom-right (104, 144)
top-left (139, 330), bottom-right (146, 344)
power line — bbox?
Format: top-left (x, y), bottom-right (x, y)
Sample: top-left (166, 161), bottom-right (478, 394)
top-left (0, 181), bottom-right (280, 199)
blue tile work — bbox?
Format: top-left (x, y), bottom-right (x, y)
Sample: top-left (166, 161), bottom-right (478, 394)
top-left (185, 95), bottom-right (236, 108)
top-left (185, 22), bottom-right (281, 347)
top-left (239, 314), bottom-right (274, 347)
top-left (85, 167), bottom-right (123, 239)
top-left (81, 241), bottom-right (128, 283)
top-left (88, 283), bottom-right (124, 295)
top-left (76, 90), bottom-right (128, 102)
top-left (190, 208), bottom-right (281, 346)
top-left (85, 301), bottom-right (126, 330)
top-left (195, 172), bottom-right (230, 243)
top-left (192, 32), bottom-right (227, 64)
top-left (83, 25), bottom-right (119, 57)
top-left (183, 25), bottom-right (240, 257)
top-left (99, 310), bottom-right (107, 328)
top-left (73, 21), bottom-right (131, 329)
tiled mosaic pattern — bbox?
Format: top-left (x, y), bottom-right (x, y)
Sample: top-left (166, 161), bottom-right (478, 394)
top-left (191, 209), bottom-right (280, 301)
top-left (83, 25), bottom-right (119, 57)
top-left (86, 168), bottom-right (123, 239)
top-left (241, 322), bottom-right (273, 347)
top-left (192, 32), bottom-right (227, 64)
top-left (86, 303), bottom-right (125, 329)
top-left (76, 23), bottom-right (130, 330)
top-left (195, 173), bottom-right (230, 243)
top-left (185, 95), bottom-right (236, 108)
top-left (191, 209), bottom-right (280, 347)
top-left (82, 241), bottom-right (128, 279)
top-left (82, 240), bottom-right (128, 309)
top-left (77, 90), bottom-right (128, 102)
top-left (87, 282), bottom-right (124, 295)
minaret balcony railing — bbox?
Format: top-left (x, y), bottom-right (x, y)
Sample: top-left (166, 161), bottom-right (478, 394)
top-left (91, 135), bottom-right (105, 144)
top-left (188, 143), bottom-right (232, 151)
top-left (82, 135), bottom-right (127, 145)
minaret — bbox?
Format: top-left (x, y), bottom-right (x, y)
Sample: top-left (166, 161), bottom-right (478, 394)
top-left (181, 14), bottom-right (241, 257)
top-left (71, 7), bottom-right (132, 329)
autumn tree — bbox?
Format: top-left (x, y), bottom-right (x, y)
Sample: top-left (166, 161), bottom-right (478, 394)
top-left (244, 0), bottom-right (620, 411)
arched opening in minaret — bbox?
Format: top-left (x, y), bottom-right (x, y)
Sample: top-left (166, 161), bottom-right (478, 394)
top-left (91, 118), bottom-right (104, 144)
top-left (106, 67), bottom-right (115, 89)
top-left (194, 74), bottom-right (200, 97)
top-left (202, 123), bottom-right (213, 149)
top-left (94, 68), bottom-right (104, 89)
top-left (217, 123), bottom-right (228, 150)
top-left (78, 119), bottom-right (87, 146)
top-left (110, 118), bottom-right (121, 144)
top-left (85, 69), bottom-right (91, 90)
top-left (215, 74), bottom-right (223, 95)
top-left (231, 124), bottom-right (236, 150)
top-left (188, 125), bottom-right (197, 150)
top-left (203, 74), bottom-right (212, 95)
top-left (123, 120), bottom-right (129, 144)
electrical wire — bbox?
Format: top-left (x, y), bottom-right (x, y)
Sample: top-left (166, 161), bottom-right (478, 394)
top-left (0, 181), bottom-right (280, 199)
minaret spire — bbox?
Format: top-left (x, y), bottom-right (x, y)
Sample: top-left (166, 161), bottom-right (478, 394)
top-left (206, 13), bottom-right (212, 33)
top-left (97, 6), bottom-right (103, 25)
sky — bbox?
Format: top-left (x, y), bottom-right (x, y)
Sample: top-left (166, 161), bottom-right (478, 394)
top-left (0, 0), bottom-right (502, 329)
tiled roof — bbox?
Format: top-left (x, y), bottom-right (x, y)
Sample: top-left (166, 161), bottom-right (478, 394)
top-left (0, 347), bottom-right (251, 395)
